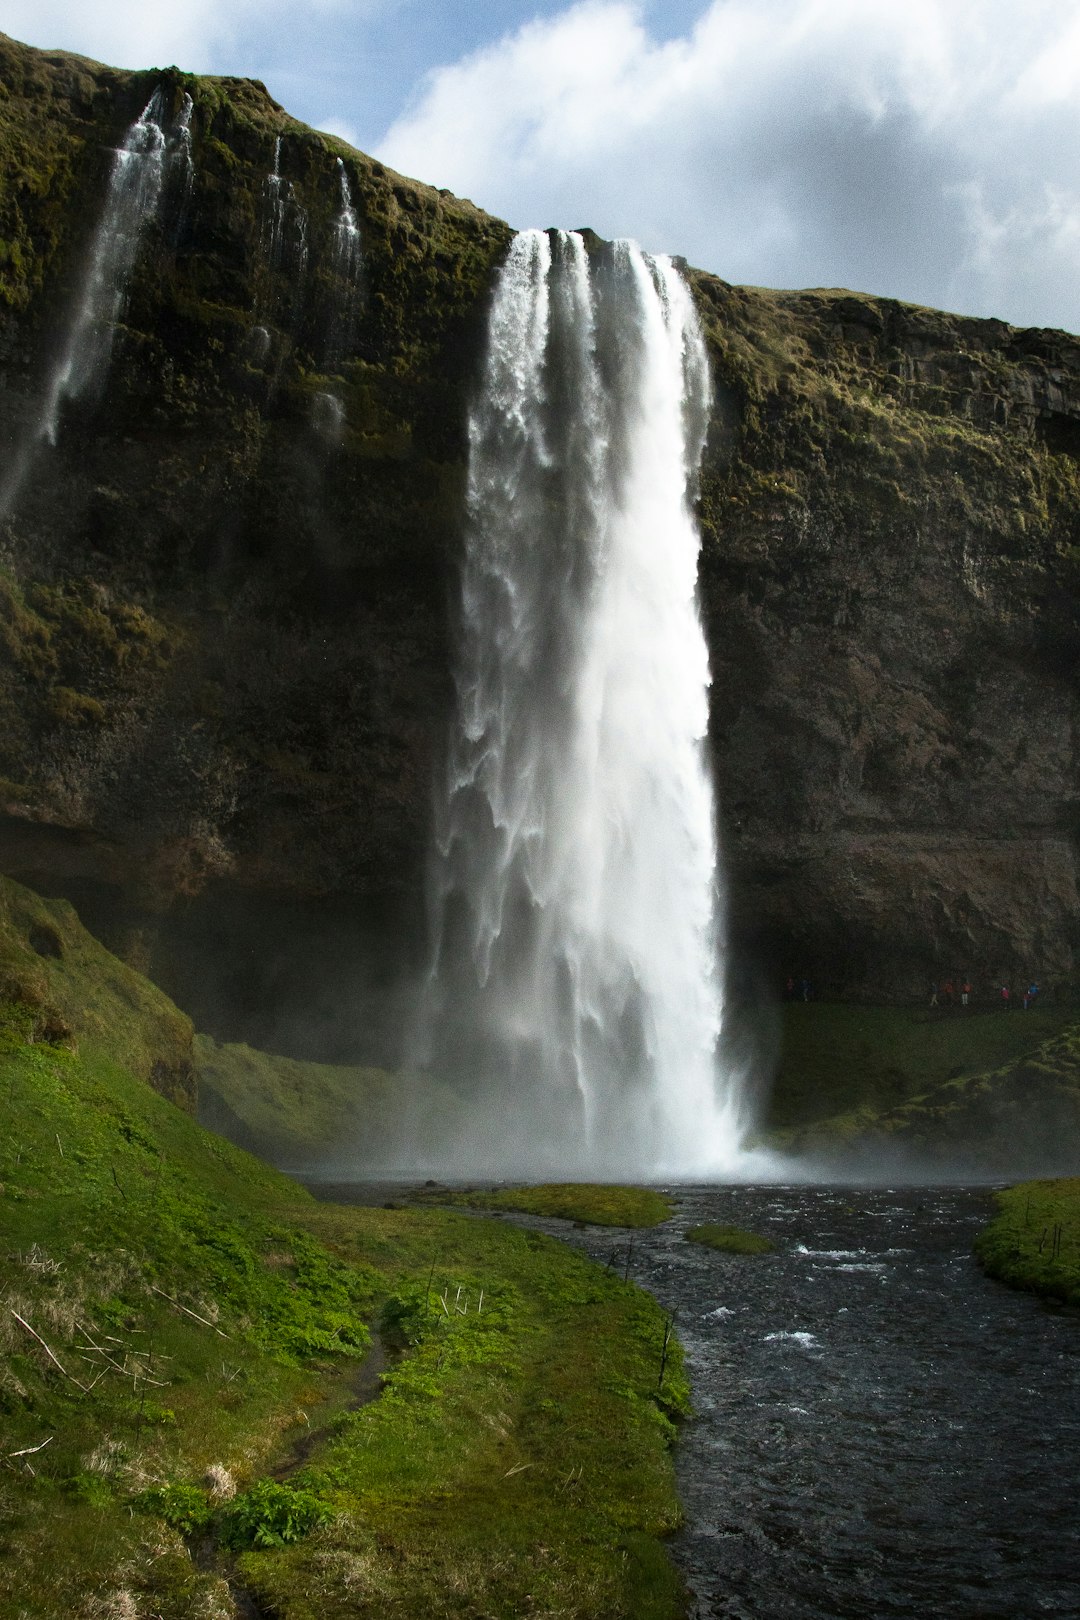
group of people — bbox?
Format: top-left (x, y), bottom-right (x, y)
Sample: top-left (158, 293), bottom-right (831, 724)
top-left (782, 975), bottom-right (1044, 1010)
top-left (929, 978), bottom-right (1041, 1011)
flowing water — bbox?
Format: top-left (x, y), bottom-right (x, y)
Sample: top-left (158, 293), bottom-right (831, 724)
top-left (40, 88), bottom-right (169, 443)
top-left (422, 228), bottom-right (747, 1179)
top-left (332, 159), bottom-right (362, 283)
top-left (324, 158), bottom-right (363, 360)
top-left (2, 86), bottom-right (192, 515)
top-left (262, 137), bottom-right (287, 269)
top-left (505, 1184), bottom-right (1080, 1619)
top-left (260, 135), bottom-right (308, 293)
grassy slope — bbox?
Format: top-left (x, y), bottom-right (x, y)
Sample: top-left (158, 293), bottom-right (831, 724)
top-left (766, 1002), bottom-right (1080, 1168)
top-left (0, 877), bottom-right (690, 1620)
top-left (194, 1034), bottom-right (467, 1173)
top-left (202, 999), bottom-right (1080, 1180)
top-left (195, 1033), bottom-right (403, 1167)
top-left (769, 1002), bottom-right (1078, 1128)
top-left (975, 1179), bottom-right (1080, 1306)
top-left (0, 875), bottom-right (195, 1107)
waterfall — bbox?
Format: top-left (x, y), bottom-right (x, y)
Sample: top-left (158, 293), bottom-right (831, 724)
top-left (170, 92), bottom-right (195, 208)
top-left (261, 137), bottom-right (286, 269)
top-left (260, 136), bottom-right (308, 286)
top-left (37, 88), bottom-right (169, 444)
top-left (332, 158), bottom-right (362, 284)
top-left (0, 82), bottom-right (197, 525)
top-left (423, 228), bottom-right (748, 1178)
top-left (323, 157), bottom-right (362, 361)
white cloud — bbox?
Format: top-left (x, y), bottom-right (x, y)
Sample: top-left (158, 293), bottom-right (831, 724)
top-left (317, 115), bottom-right (363, 149)
top-left (0, 0), bottom-right (378, 75)
top-left (378, 0), bottom-right (1080, 332)
top-left (1, 0), bottom-right (248, 70)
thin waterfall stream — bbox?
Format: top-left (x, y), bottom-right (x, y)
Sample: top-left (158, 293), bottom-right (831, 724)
top-left (421, 228), bottom-right (750, 1178)
top-left (1, 85), bottom-right (195, 517)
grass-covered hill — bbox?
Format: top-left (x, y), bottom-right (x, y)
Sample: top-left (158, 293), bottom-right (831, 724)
top-left (0, 874), bottom-right (690, 1619)
top-left (766, 1000), bottom-right (1080, 1173)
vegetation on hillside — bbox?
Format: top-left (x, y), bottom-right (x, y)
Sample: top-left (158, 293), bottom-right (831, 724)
top-left (763, 1002), bottom-right (1080, 1169)
top-left (975, 1178), bottom-right (1080, 1305)
top-left (0, 877), bottom-right (691, 1620)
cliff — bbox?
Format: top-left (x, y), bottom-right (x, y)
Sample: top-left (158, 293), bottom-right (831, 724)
top-left (0, 34), bottom-right (1077, 1065)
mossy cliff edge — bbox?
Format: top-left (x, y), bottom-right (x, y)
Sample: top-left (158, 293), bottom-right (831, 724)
top-left (0, 34), bottom-right (1078, 1066)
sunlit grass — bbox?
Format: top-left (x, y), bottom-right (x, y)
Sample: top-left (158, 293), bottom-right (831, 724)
top-left (974, 1178), bottom-right (1080, 1305)
top-left (0, 872), bottom-right (690, 1620)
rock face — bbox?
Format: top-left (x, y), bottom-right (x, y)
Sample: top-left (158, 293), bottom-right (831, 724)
top-left (691, 277), bottom-right (1080, 1003)
top-left (0, 35), bottom-right (1077, 1063)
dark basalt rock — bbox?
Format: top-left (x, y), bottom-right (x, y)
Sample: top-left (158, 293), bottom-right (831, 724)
top-left (0, 32), bottom-right (1077, 1066)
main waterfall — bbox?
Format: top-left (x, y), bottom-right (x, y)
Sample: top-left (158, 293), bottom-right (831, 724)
top-left (423, 228), bottom-right (748, 1177)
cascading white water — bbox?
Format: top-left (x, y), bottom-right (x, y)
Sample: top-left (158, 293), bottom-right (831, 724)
top-left (332, 158), bottom-right (362, 283)
top-left (171, 92), bottom-right (195, 206)
top-left (0, 85), bottom-right (197, 523)
top-left (261, 137), bottom-right (286, 269)
top-left (37, 88), bottom-right (169, 444)
top-left (322, 157), bottom-right (362, 361)
top-left (260, 136), bottom-right (308, 284)
top-left (423, 228), bottom-right (749, 1177)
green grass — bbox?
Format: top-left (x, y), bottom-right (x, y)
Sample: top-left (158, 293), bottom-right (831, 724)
top-left (765, 1007), bottom-right (1080, 1170)
top-left (195, 1036), bottom-right (477, 1172)
top-left (769, 1002), bottom-right (1078, 1131)
top-left (684, 1224), bottom-right (775, 1255)
top-left (437, 1183), bottom-right (675, 1228)
top-left (0, 874), bottom-right (194, 1106)
top-left (0, 877), bottom-right (690, 1619)
top-left (196, 1033), bottom-right (410, 1167)
top-left (974, 1178), bottom-right (1080, 1306)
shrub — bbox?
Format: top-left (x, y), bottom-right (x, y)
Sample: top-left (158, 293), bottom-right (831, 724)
top-left (219, 1479), bottom-right (330, 1549)
top-left (134, 1481), bottom-right (213, 1536)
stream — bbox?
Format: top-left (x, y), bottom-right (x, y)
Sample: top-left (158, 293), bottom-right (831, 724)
top-left (313, 1183), bottom-right (1080, 1617)
top-left (552, 1184), bottom-right (1080, 1619)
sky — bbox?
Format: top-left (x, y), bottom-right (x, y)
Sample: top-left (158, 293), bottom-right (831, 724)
top-left (3, 0), bottom-right (1080, 333)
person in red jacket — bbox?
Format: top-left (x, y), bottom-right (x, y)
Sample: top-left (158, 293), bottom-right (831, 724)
top-left (1001, 984), bottom-right (1011, 1011)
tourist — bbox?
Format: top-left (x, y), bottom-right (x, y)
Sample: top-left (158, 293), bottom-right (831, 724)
top-left (929, 981), bottom-right (938, 1007)
top-left (961, 980), bottom-right (971, 1007)
top-left (943, 979), bottom-right (955, 1005)
top-left (1001, 984), bottom-right (1011, 1011)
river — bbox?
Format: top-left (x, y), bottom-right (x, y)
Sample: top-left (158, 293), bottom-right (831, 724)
top-left (554, 1184), bottom-right (1080, 1619)
top-left (313, 1182), bottom-right (1080, 1617)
